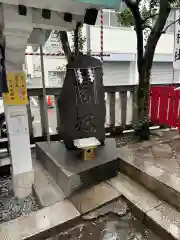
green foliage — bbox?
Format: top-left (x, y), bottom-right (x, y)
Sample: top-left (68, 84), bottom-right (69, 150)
top-left (116, 0), bottom-right (180, 33)
top-left (116, 0), bottom-right (180, 138)
top-left (116, 0), bottom-right (159, 30)
top-left (116, 8), bottom-right (134, 27)
top-left (71, 24), bottom-right (86, 52)
top-left (53, 24), bottom-right (86, 56)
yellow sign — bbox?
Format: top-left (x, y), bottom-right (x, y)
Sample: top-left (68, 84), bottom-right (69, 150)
top-left (3, 72), bottom-right (28, 105)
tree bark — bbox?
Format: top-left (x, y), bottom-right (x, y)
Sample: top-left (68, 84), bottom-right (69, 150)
top-left (59, 31), bottom-right (72, 62)
top-left (126, 0), bottom-right (171, 140)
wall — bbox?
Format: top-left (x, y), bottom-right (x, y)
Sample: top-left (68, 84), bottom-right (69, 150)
top-left (25, 54), bottom-right (67, 86)
top-left (26, 23), bottom-right (175, 87)
top-left (84, 25), bottom-right (174, 55)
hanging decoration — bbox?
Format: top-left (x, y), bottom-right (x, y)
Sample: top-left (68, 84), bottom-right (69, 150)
top-left (173, 9), bottom-right (180, 71)
top-left (74, 67), bottom-right (98, 105)
top-left (100, 10), bottom-right (104, 65)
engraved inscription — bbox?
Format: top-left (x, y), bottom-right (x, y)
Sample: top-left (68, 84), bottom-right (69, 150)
top-left (75, 114), bottom-right (97, 134)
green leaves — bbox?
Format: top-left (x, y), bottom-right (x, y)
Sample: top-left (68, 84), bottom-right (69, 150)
top-left (117, 0), bottom-right (180, 30)
top-left (116, 8), bottom-right (134, 27)
top-left (71, 25), bottom-right (86, 52)
top-left (116, 0), bottom-right (159, 29)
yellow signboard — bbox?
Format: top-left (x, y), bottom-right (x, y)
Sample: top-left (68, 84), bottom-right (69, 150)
top-left (3, 72), bottom-right (28, 105)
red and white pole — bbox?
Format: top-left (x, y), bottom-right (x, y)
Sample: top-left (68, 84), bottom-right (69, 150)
top-left (100, 10), bottom-right (104, 64)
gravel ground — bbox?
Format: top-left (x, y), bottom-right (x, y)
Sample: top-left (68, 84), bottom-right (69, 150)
top-left (0, 174), bottom-right (39, 223)
top-left (0, 149), bottom-right (39, 224)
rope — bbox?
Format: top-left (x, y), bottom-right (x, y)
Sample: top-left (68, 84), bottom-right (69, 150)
top-left (25, 52), bottom-right (110, 57)
top-left (100, 10), bottom-right (104, 64)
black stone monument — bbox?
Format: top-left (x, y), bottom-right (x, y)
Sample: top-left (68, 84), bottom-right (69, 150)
top-left (57, 53), bottom-right (106, 149)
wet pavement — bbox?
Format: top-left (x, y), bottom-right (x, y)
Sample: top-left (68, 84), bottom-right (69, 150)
top-left (0, 129), bottom-right (179, 239)
top-left (116, 129), bottom-right (180, 178)
top-left (54, 212), bottom-right (161, 240)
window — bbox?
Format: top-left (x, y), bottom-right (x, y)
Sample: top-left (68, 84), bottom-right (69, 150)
top-left (48, 71), bottom-right (65, 87)
top-left (110, 11), bottom-right (119, 27)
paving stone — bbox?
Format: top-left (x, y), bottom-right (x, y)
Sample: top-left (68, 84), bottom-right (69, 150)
top-left (145, 203), bottom-right (180, 240)
top-left (155, 158), bottom-right (180, 176)
top-left (0, 200), bottom-right (80, 240)
top-left (152, 143), bottom-right (173, 159)
top-left (83, 197), bottom-right (128, 220)
top-left (108, 173), bottom-right (162, 217)
top-left (69, 182), bottom-right (121, 214)
top-left (172, 135), bottom-right (180, 141)
top-left (170, 139), bottom-right (180, 154)
top-left (134, 147), bottom-right (155, 163)
top-left (140, 141), bottom-right (154, 148)
top-left (152, 131), bottom-right (165, 137)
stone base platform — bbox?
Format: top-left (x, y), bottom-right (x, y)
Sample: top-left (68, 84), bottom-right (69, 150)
top-left (36, 139), bottom-right (119, 197)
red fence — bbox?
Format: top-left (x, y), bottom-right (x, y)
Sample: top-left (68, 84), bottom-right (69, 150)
top-left (150, 86), bottom-right (180, 131)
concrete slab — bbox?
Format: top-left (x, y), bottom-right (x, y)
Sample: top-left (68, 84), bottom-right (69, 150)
top-left (36, 139), bottom-right (119, 197)
top-left (0, 200), bottom-right (80, 240)
top-left (82, 197), bottom-right (128, 219)
top-left (33, 161), bottom-right (65, 208)
top-left (145, 203), bottom-right (180, 240)
top-left (69, 182), bottom-right (121, 214)
top-left (108, 173), bottom-right (162, 221)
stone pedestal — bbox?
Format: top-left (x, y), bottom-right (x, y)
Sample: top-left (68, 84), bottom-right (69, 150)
top-left (36, 139), bottom-right (119, 197)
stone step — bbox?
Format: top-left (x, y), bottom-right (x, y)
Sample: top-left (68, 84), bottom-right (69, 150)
top-left (33, 161), bottom-right (65, 208)
top-left (0, 199), bottom-right (80, 240)
top-left (108, 173), bottom-right (180, 240)
top-left (118, 152), bottom-right (180, 211)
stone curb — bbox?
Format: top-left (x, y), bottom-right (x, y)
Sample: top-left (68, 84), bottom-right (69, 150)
top-left (108, 173), bottom-right (180, 240)
top-left (0, 200), bottom-right (81, 240)
top-left (119, 153), bottom-right (180, 211)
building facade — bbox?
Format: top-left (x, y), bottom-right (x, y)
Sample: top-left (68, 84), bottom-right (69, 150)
top-left (25, 9), bottom-right (179, 87)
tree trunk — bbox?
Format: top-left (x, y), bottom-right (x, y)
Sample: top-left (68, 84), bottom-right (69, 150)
top-left (74, 27), bottom-right (79, 56)
top-left (134, 65), bottom-right (150, 141)
top-left (59, 31), bottom-right (73, 62)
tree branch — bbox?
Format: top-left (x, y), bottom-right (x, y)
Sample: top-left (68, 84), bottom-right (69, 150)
top-left (58, 31), bottom-right (72, 61)
top-left (136, 0), bottom-right (141, 4)
top-left (142, 13), bottom-right (159, 24)
top-left (143, 0), bottom-right (171, 76)
top-left (162, 16), bottom-right (179, 34)
top-left (125, 0), bottom-right (137, 8)
top-left (143, 25), bottom-right (152, 30)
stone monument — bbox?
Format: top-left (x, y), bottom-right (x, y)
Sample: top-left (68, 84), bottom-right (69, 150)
top-left (36, 53), bottom-right (119, 197)
top-left (57, 53), bottom-right (106, 149)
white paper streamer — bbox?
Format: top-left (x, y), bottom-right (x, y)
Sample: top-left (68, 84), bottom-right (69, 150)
top-left (173, 9), bottom-right (180, 70)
